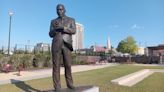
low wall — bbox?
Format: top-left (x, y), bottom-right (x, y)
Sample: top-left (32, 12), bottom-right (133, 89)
top-left (108, 56), bottom-right (160, 64)
top-left (76, 56), bottom-right (100, 64)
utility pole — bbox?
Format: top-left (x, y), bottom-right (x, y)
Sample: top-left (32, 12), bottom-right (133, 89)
top-left (7, 11), bottom-right (14, 56)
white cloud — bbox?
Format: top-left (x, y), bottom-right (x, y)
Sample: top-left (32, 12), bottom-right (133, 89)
top-left (131, 24), bottom-right (144, 30)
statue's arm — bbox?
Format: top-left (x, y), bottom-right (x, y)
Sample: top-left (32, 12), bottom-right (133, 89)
top-left (63, 19), bottom-right (76, 35)
top-left (49, 20), bottom-right (56, 38)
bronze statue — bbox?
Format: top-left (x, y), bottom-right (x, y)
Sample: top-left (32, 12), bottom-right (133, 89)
top-left (49, 4), bottom-right (76, 91)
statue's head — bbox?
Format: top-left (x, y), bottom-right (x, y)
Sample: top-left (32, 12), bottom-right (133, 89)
top-left (56, 4), bottom-right (66, 18)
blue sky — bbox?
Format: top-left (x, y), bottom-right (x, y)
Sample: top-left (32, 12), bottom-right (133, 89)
top-left (0, 0), bottom-right (164, 48)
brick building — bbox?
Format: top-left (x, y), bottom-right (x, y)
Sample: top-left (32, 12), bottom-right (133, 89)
top-left (147, 44), bottom-right (164, 64)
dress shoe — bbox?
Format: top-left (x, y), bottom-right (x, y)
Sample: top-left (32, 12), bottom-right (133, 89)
top-left (67, 85), bottom-right (75, 90)
top-left (54, 88), bottom-right (60, 92)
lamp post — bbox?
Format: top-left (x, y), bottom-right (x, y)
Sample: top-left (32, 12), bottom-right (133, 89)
top-left (8, 11), bottom-right (14, 56)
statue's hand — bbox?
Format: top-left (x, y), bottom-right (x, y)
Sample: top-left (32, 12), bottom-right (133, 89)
top-left (55, 26), bottom-right (64, 32)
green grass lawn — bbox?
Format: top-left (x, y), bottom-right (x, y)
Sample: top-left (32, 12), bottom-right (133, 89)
top-left (0, 64), bottom-right (164, 92)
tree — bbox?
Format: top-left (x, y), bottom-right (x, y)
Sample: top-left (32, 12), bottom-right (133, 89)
top-left (117, 36), bottom-right (138, 55)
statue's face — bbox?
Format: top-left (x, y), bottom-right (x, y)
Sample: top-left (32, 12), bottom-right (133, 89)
top-left (57, 5), bottom-right (65, 18)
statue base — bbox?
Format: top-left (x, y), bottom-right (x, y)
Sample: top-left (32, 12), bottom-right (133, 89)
top-left (42, 85), bottom-right (99, 92)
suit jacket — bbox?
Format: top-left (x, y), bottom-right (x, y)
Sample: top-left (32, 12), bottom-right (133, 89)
top-left (49, 16), bottom-right (76, 51)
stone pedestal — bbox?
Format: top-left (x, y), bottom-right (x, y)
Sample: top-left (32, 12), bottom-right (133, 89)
top-left (42, 86), bottom-right (99, 92)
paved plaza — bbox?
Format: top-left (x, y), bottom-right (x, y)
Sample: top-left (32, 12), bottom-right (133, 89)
top-left (0, 63), bottom-right (118, 85)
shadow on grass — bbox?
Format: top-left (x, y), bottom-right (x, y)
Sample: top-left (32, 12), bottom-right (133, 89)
top-left (10, 79), bottom-right (40, 92)
top-left (41, 85), bottom-right (95, 92)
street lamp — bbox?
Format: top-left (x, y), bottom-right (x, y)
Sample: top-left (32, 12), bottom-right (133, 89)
top-left (8, 11), bottom-right (14, 55)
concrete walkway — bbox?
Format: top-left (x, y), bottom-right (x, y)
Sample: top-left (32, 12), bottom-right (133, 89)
top-left (133, 64), bottom-right (164, 67)
top-left (111, 69), bottom-right (164, 87)
top-left (0, 63), bottom-right (118, 85)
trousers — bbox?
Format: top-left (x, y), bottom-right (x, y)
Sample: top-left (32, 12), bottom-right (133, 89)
top-left (52, 42), bottom-right (73, 89)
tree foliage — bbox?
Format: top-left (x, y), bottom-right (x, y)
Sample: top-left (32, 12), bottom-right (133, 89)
top-left (117, 36), bottom-right (138, 54)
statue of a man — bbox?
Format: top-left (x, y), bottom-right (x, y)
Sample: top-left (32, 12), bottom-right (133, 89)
top-left (49, 4), bottom-right (76, 91)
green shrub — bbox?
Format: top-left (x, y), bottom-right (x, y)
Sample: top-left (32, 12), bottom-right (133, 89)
top-left (79, 61), bottom-right (89, 65)
top-left (8, 54), bottom-right (33, 70)
top-left (20, 54), bottom-right (33, 69)
top-left (43, 54), bottom-right (51, 67)
top-left (34, 53), bottom-right (51, 68)
top-left (72, 59), bottom-right (88, 65)
top-left (0, 54), bottom-right (3, 59)
top-left (0, 56), bottom-right (10, 69)
top-left (0, 53), bottom-right (52, 71)
top-left (9, 54), bottom-right (20, 70)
